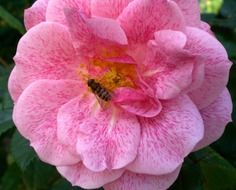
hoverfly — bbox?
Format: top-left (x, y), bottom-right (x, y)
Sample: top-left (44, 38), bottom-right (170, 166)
top-left (87, 79), bottom-right (112, 102)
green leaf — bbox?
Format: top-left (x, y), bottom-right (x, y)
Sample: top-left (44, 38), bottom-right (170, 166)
top-left (212, 123), bottom-right (236, 167)
top-left (192, 147), bottom-right (236, 190)
top-left (10, 131), bottom-right (36, 171)
top-left (0, 109), bottom-right (13, 136)
top-left (0, 163), bottom-right (22, 190)
top-left (0, 5), bottom-right (25, 34)
top-left (22, 159), bottom-right (59, 190)
top-left (171, 147), bottom-right (236, 190)
top-left (52, 179), bottom-right (86, 190)
top-left (169, 158), bottom-right (204, 190)
top-left (221, 0), bottom-right (236, 18)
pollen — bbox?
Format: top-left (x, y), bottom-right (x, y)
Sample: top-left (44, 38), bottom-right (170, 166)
top-left (91, 58), bottom-right (137, 91)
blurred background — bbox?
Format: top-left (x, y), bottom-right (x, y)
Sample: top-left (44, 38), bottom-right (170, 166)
top-left (0, 0), bottom-right (236, 189)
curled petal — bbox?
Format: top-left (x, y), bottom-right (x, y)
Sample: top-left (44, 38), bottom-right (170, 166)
top-left (24, 0), bottom-right (49, 30)
top-left (104, 167), bottom-right (181, 190)
top-left (13, 80), bottom-right (83, 165)
top-left (127, 95), bottom-right (204, 175)
top-left (57, 94), bottom-right (140, 172)
top-left (113, 87), bottom-right (162, 117)
top-left (46, 0), bottom-right (90, 25)
top-left (91, 0), bottom-right (133, 18)
top-left (118, 0), bottom-right (185, 43)
top-left (64, 9), bottom-right (128, 54)
top-left (148, 62), bottom-right (194, 100)
top-left (195, 88), bottom-right (232, 150)
top-left (57, 163), bottom-right (124, 189)
top-left (186, 27), bottom-right (232, 109)
top-left (154, 30), bottom-right (187, 51)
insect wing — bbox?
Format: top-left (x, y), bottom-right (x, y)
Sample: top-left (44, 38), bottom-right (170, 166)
top-left (94, 94), bottom-right (107, 109)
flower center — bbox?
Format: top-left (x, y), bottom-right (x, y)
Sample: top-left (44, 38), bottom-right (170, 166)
top-left (91, 58), bottom-right (137, 91)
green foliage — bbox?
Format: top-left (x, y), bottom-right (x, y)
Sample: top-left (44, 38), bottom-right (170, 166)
top-left (0, 6), bottom-right (25, 34)
top-left (10, 131), bottom-right (37, 171)
top-left (0, 0), bottom-right (236, 190)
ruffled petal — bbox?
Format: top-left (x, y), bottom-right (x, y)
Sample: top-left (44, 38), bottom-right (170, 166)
top-left (13, 80), bottom-right (83, 165)
top-left (57, 163), bottom-right (124, 189)
top-left (118, 0), bottom-right (185, 43)
top-left (127, 95), bottom-right (204, 175)
top-left (153, 62), bottom-right (194, 99)
top-left (91, 0), bottom-right (133, 18)
top-left (64, 9), bottom-right (128, 56)
top-left (24, 0), bottom-right (49, 30)
top-left (186, 27), bottom-right (232, 109)
top-left (142, 30), bottom-right (199, 99)
top-left (104, 167), bottom-right (181, 190)
top-left (57, 94), bottom-right (141, 172)
top-left (12, 22), bottom-right (77, 101)
top-left (154, 30), bottom-right (187, 50)
top-left (46, 0), bottom-right (90, 25)
top-left (113, 87), bottom-right (162, 117)
top-left (195, 88), bottom-right (232, 150)
top-left (173, 0), bottom-right (201, 27)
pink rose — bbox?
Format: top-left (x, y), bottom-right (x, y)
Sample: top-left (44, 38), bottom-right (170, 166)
top-left (9, 0), bottom-right (232, 189)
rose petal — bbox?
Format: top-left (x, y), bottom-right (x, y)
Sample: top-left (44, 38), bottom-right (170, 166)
top-left (127, 95), bottom-right (204, 175)
top-left (13, 80), bottom-right (83, 165)
top-left (46, 0), bottom-right (90, 25)
top-left (91, 0), bottom-right (133, 18)
top-left (173, 0), bottom-right (201, 27)
top-left (12, 22), bottom-right (77, 100)
top-left (87, 17), bottom-right (128, 45)
top-left (57, 162), bottom-right (124, 189)
top-left (149, 62), bottom-right (194, 100)
top-left (186, 27), bottom-right (232, 109)
top-left (118, 0), bottom-right (185, 43)
top-left (104, 167), bottom-right (181, 190)
top-left (8, 67), bottom-right (23, 102)
top-left (24, 0), bottom-right (49, 30)
top-left (57, 94), bottom-right (140, 172)
top-left (64, 9), bottom-right (128, 55)
top-left (195, 88), bottom-right (232, 150)
top-left (154, 30), bottom-right (187, 51)
top-left (113, 87), bottom-right (162, 117)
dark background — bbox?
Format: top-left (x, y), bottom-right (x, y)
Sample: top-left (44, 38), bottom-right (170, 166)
top-left (0, 0), bottom-right (236, 189)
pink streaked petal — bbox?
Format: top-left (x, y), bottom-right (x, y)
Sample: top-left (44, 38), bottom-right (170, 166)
top-left (13, 80), bottom-right (84, 165)
top-left (173, 0), bottom-right (201, 27)
top-left (64, 9), bottom-right (128, 55)
top-left (118, 0), bottom-right (185, 43)
top-left (195, 88), bottom-right (232, 150)
top-left (87, 17), bottom-right (128, 45)
top-left (24, 0), bottom-right (49, 30)
top-left (154, 30), bottom-right (187, 50)
top-left (57, 163), bottom-right (124, 189)
top-left (57, 94), bottom-right (140, 171)
top-left (12, 22), bottom-right (78, 100)
top-left (186, 27), bottom-right (232, 109)
top-left (127, 95), bottom-right (204, 175)
top-left (187, 62), bottom-right (205, 92)
top-left (200, 21), bottom-right (214, 36)
top-left (152, 62), bottom-right (194, 100)
top-left (64, 9), bottom-right (93, 50)
top-left (104, 167), bottom-right (181, 190)
top-left (46, 0), bottom-right (90, 25)
top-left (91, 0), bottom-right (133, 18)
top-left (8, 67), bottom-right (23, 102)
top-left (113, 87), bottom-right (162, 117)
